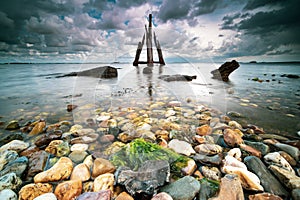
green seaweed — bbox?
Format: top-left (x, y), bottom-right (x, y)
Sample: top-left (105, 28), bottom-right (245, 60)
top-left (110, 138), bottom-right (191, 176)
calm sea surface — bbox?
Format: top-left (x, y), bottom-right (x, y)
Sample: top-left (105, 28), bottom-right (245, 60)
top-left (0, 62), bottom-right (299, 137)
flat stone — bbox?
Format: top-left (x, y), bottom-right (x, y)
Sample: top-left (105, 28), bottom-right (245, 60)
top-left (34, 132), bottom-right (62, 148)
top-left (168, 139), bottom-right (195, 156)
top-left (70, 143), bottom-right (89, 151)
top-left (269, 165), bottom-right (300, 189)
top-left (160, 176), bottom-right (200, 200)
top-left (92, 158), bottom-right (116, 179)
top-left (244, 140), bottom-right (270, 156)
top-left (194, 144), bottom-right (222, 155)
top-left (71, 163), bottom-right (91, 182)
top-left (274, 143), bottom-right (300, 161)
top-left (27, 150), bottom-right (49, 177)
top-left (196, 124), bottom-right (212, 136)
top-left (34, 157), bottom-right (73, 183)
top-left (249, 193), bottom-right (283, 200)
top-left (0, 140), bottom-right (29, 153)
top-left (54, 180), bottom-right (82, 200)
top-left (201, 166), bottom-right (221, 181)
top-left (18, 183), bottom-right (53, 200)
top-left (0, 156), bottom-right (28, 177)
top-left (0, 150), bottom-right (18, 171)
top-left (29, 121), bottom-right (46, 135)
top-left (68, 150), bottom-right (88, 163)
top-left (0, 173), bottom-right (22, 191)
top-left (0, 189), bottom-right (17, 200)
top-left (77, 190), bottom-right (111, 200)
top-left (117, 160), bottom-right (170, 196)
top-left (5, 120), bottom-right (19, 130)
top-left (244, 156), bottom-right (288, 198)
top-left (70, 133), bottom-right (99, 144)
top-left (33, 193), bottom-right (57, 200)
top-left (209, 174), bottom-right (244, 200)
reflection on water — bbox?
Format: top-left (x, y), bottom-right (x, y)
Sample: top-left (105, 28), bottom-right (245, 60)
top-left (0, 62), bottom-right (299, 137)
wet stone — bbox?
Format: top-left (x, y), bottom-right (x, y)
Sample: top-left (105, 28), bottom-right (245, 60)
top-left (0, 150), bottom-right (18, 171)
top-left (269, 165), bottom-right (300, 189)
top-left (168, 139), bottom-right (195, 156)
top-left (244, 140), bottom-right (270, 156)
top-left (223, 129), bottom-right (243, 147)
top-left (33, 193), bottom-right (57, 200)
top-left (34, 132), bottom-right (62, 148)
top-left (116, 160), bottom-right (170, 196)
top-left (0, 132), bottom-right (23, 146)
top-left (5, 120), bottom-right (20, 130)
top-left (54, 180), bottom-right (82, 200)
top-left (198, 179), bottom-right (218, 200)
top-left (71, 163), bottom-right (91, 182)
top-left (193, 153), bottom-right (223, 166)
top-left (264, 152), bottom-right (294, 174)
top-left (18, 183), bottom-right (53, 200)
top-left (29, 121), bottom-right (46, 136)
top-left (160, 176), bottom-right (200, 200)
top-left (93, 173), bottom-right (114, 193)
top-left (0, 172), bottom-right (22, 191)
top-left (209, 174), bottom-right (244, 200)
top-left (27, 150), bottom-right (49, 177)
top-left (201, 166), bottom-right (221, 181)
top-left (274, 143), bottom-right (300, 162)
top-left (0, 156), bottom-right (28, 177)
top-left (45, 140), bottom-right (70, 157)
top-left (0, 189), bottom-right (17, 200)
top-left (249, 193), bottom-right (283, 200)
top-left (194, 144), bottom-right (222, 155)
top-left (92, 158), bottom-right (116, 179)
top-left (151, 192), bottom-right (173, 200)
top-left (279, 151), bottom-right (297, 166)
top-left (0, 140), bottom-right (29, 153)
top-left (68, 150), bottom-right (88, 163)
top-left (244, 156), bottom-right (288, 198)
top-left (77, 190), bottom-right (111, 200)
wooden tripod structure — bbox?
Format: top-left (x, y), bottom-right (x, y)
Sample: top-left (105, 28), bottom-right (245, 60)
top-left (133, 14), bottom-right (165, 66)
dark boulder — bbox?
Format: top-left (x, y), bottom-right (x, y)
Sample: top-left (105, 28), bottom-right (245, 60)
top-left (159, 74), bottom-right (197, 82)
top-left (211, 60), bottom-right (239, 82)
top-left (57, 66), bottom-right (118, 78)
top-left (280, 74), bottom-right (299, 79)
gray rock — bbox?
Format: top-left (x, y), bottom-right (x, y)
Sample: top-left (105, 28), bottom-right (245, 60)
top-left (0, 189), bottom-right (17, 200)
top-left (159, 74), bottom-right (197, 82)
top-left (160, 176), bottom-right (200, 200)
top-left (0, 173), bottom-right (22, 190)
top-left (56, 66), bottom-right (118, 78)
top-left (198, 179), bottom-right (218, 200)
top-left (274, 143), bottom-right (300, 161)
top-left (269, 165), bottom-right (300, 189)
top-left (211, 60), bottom-right (239, 82)
top-left (116, 160), bottom-right (170, 195)
top-left (0, 133), bottom-right (23, 146)
top-left (193, 153), bottom-right (223, 166)
top-left (0, 150), bottom-right (18, 171)
top-left (244, 140), bottom-right (270, 156)
top-left (292, 189), bottom-right (300, 200)
top-left (68, 150), bottom-right (88, 163)
top-left (244, 156), bottom-right (288, 198)
top-left (0, 156), bottom-right (28, 177)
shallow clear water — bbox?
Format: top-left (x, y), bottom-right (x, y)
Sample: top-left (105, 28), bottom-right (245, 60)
top-left (0, 62), bottom-right (299, 137)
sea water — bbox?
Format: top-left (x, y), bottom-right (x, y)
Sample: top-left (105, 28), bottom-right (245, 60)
top-left (0, 62), bottom-right (299, 137)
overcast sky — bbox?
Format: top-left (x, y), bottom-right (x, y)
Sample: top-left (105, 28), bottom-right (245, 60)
top-left (0, 0), bottom-right (299, 63)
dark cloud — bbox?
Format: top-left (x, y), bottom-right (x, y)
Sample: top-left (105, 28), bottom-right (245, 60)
top-left (243, 0), bottom-right (284, 10)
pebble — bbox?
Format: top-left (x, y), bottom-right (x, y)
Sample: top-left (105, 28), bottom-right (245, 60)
top-left (33, 193), bottom-right (57, 200)
top-left (29, 121), bottom-right (46, 135)
top-left (5, 120), bottom-right (19, 130)
top-left (0, 172), bottom-right (22, 191)
top-left (248, 193), bottom-right (283, 200)
top-left (196, 124), bottom-right (212, 136)
top-left (160, 176), bottom-right (200, 200)
top-left (68, 150), bottom-right (88, 163)
top-left (151, 192), bottom-right (173, 200)
top-left (168, 139), bottom-right (196, 156)
top-left (93, 173), bottom-right (114, 193)
top-left (194, 144), bottom-right (223, 155)
top-left (209, 174), bottom-right (244, 200)
top-left (0, 140), bottom-right (29, 153)
top-left (0, 189), bottom-right (17, 200)
top-left (269, 165), bottom-right (300, 189)
top-left (54, 180), bottom-right (82, 200)
top-left (71, 163), bottom-right (91, 182)
top-left (0, 156), bottom-right (28, 177)
top-left (27, 150), bottom-right (49, 177)
top-left (0, 150), bottom-right (18, 171)
top-left (92, 158), bottom-right (116, 179)
top-left (115, 191), bottom-right (134, 200)
top-left (77, 190), bottom-right (111, 200)
top-left (18, 183), bottom-right (53, 200)
top-left (45, 140), bottom-right (70, 157)
top-left (223, 129), bottom-right (243, 147)
top-left (34, 157), bottom-right (73, 183)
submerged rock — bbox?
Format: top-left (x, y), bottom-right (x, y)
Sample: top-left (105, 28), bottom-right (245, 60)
top-left (160, 176), bottom-right (200, 200)
top-left (116, 160), bottom-right (170, 195)
top-left (56, 66), bottom-right (118, 79)
top-left (168, 139), bottom-right (196, 156)
top-left (159, 74), bottom-right (197, 82)
top-left (5, 120), bottom-right (20, 130)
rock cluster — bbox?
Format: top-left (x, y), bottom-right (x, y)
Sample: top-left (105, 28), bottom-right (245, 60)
top-left (0, 98), bottom-right (299, 200)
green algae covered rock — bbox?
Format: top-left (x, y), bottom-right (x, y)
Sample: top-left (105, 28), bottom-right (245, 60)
top-left (110, 138), bottom-right (191, 177)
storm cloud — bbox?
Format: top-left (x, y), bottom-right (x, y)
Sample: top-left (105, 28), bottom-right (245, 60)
top-left (0, 0), bottom-right (299, 63)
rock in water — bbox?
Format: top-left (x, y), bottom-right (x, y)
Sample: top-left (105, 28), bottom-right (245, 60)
top-left (160, 176), bottom-right (200, 200)
top-left (56, 66), bottom-right (118, 78)
top-left (244, 156), bottom-right (288, 198)
top-left (159, 74), bottom-right (197, 82)
top-left (168, 139), bottom-right (196, 156)
top-left (209, 174), bottom-right (244, 200)
top-left (0, 156), bottom-right (28, 177)
top-left (116, 160), bottom-right (170, 196)
top-left (0, 173), bottom-right (22, 191)
top-left (211, 60), bottom-right (239, 82)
